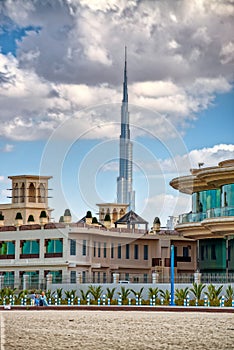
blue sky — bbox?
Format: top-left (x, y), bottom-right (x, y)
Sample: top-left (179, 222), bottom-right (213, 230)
top-left (0, 1), bottom-right (233, 226)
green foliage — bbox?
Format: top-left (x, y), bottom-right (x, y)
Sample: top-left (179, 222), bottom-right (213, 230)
top-left (225, 285), bottom-right (234, 301)
top-left (56, 288), bottom-right (63, 298)
top-left (80, 289), bottom-right (90, 301)
top-left (148, 287), bottom-right (159, 299)
top-left (39, 210), bottom-right (47, 218)
top-left (175, 287), bottom-right (190, 301)
top-left (131, 287), bottom-right (144, 299)
top-left (118, 286), bottom-right (131, 301)
top-left (88, 285), bottom-right (103, 301)
top-left (106, 287), bottom-right (116, 301)
top-left (45, 289), bottom-right (55, 299)
top-left (159, 289), bottom-right (170, 304)
top-left (15, 212), bottom-right (23, 220)
top-left (190, 282), bottom-right (206, 301)
top-left (64, 290), bottom-right (74, 299)
top-left (204, 284), bottom-right (223, 301)
top-left (18, 289), bottom-right (29, 299)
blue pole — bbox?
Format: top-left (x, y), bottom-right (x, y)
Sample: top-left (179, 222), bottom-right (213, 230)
top-left (170, 244), bottom-right (175, 306)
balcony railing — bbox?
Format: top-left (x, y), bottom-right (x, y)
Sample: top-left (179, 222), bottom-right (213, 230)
top-left (179, 206), bottom-right (234, 224)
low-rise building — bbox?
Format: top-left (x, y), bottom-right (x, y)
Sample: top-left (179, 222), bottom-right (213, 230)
top-left (170, 159), bottom-right (234, 276)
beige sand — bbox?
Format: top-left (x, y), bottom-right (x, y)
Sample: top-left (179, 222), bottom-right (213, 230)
top-left (0, 310), bottom-right (234, 350)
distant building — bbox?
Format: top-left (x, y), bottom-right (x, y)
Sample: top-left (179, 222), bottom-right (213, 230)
top-left (116, 47), bottom-right (135, 211)
top-left (0, 175), bottom-right (53, 226)
top-left (170, 159), bottom-right (234, 275)
top-left (166, 216), bottom-right (179, 230)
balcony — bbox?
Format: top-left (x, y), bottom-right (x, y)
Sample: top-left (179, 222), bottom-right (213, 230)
top-left (179, 206), bottom-right (234, 224)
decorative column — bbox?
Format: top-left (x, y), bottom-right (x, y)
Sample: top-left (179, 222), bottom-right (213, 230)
top-left (46, 273), bottom-right (53, 290)
top-left (76, 273), bottom-right (82, 284)
top-left (23, 274), bottom-right (29, 290)
top-left (194, 271), bottom-right (202, 284)
top-left (113, 273), bottom-right (119, 284)
top-left (152, 272), bottom-right (159, 284)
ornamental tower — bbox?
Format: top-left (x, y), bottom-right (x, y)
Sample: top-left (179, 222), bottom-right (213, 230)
top-left (117, 47), bottom-right (135, 210)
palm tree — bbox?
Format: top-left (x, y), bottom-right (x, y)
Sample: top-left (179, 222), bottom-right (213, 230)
top-left (190, 282), bottom-right (206, 301)
top-left (204, 284), bottom-right (223, 301)
top-left (118, 286), bottom-right (131, 302)
top-left (56, 288), bottom-right (63, 299)
top-left (225, 285), bottom-right (234, 301)
top-left (148, 287), bottom-right (159, 299)
top-left (106, 287), bottom-right (116, 301)
top-left (159, 289), bottom-right (170, 303)
top-left (79, 289), bottom-right (90, 301)
top-left (131, 287), bottom-right (144, 299)
top-left (175, 287), bottom-right (190, 302)
top-left (45, 289), bottom-right (55, 299)
top-left (88, 285), bottom-right (103, 301)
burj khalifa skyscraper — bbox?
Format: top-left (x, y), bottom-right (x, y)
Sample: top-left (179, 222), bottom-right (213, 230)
top-left (117, 47), bottom-right (135, 211)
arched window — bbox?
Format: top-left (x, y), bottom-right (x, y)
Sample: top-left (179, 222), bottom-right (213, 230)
top-left (112, 208), bottom-right (118, 222)
top-left (20, 183), bottom-right (25, 203)
top-left (13, 183), bottom-right (19, 203)
top-left (28, 183), bottom-right (36, 203)
top-left (38, 183), bottom-right (46, 203)
top-left (120, 209), bottom-right (125, 218)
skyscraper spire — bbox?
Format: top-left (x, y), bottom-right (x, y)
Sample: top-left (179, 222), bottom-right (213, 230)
top-left (117, 47), bottom-right (135, 211)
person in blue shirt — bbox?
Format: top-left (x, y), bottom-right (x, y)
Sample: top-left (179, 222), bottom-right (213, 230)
top-left (39, 291), bottom-right (48, 306)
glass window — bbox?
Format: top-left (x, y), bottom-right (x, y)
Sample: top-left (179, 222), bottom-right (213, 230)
top-left (103, 272), bottom-right (107, 283)
top-left (93, 242), bottom-right (96, 257)
top-left (82, 271), bottom-right (86, 283)
top-left (70, 240), bottom-right (76, 256)
top-left (211, 244), bottom-right (216, 260)
top-left (82, 240), bottom-right (87, 256)
top-left (103, 242), bottom-right (107, 258)
top-left (98, 242), bottom-right (101, 258)
top-left (22, 240), bottom-right (39, 254)
top-left (201, 246), bottom-right (204, 260)
top-left (125, 273), bottom-right (129, 281)
top-left (118, 243), bottom-right (121, 259)
top-left (134, 244), bottom-right (139, 260)
top-left (222, 184), bottom-right (234, 207)
top-left (0, 241), bottom-right (15, 255)
top-left (111, 243), bottom-right (114, 259)
top-left (47, 239), bottom-right (62, 254)
top-left (70, 271), bottom-right (76, 283)
top-left (126, 244), bottom-right (130, 259)
top-left (97, 272), bottom-right (100, 283)
top-left (144, 245), bottom-right (148, 260)
top-left (144, 273), bottom-right (148, 283)
top-left (183, 247), bottom-right (189, 258)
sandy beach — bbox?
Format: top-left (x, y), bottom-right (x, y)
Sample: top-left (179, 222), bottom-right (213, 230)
top-left (0, 310), bottom-right (234, 350)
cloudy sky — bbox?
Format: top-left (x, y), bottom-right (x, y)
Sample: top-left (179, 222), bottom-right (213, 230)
top-left (0, 0), bottom-right (233, 225)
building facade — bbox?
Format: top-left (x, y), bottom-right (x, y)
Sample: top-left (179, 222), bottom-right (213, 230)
top-left (0, 175), bottom-right (52, 226)
top-left (0, 222), bottom-right (196, 289)
top-left (170, 159), bottom-right (234, 275)
top-left (117, 47), bottom-right (135, 210)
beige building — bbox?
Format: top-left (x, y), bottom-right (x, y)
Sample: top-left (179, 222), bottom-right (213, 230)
top-left (0, 175), bottom-right (53, 226)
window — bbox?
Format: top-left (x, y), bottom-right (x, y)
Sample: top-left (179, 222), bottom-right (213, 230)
top-left (97, 272), bottom-right (100, 283)
top-left (144, 273), bottom-right (148, 283)
top-left (126, 244), bottom-right (130, 259)
top-left (70, 271), bottom-right (76, 283)
top-left (144, 245), bottom-right (148, 260)
top-left (183, 247), bottom-right (189, 258)
top-left (201, 246), bottom-right (204, 260)
top-left (93, 241), bottom-right (96, 257)
top-left (111, 243), bottom-right (114, 259)
top-left (211, 244), bottom-right (216, 260)
top-left (118, 243), bottom-right (121, 259)
top-left (134, 244), bottom-right (139, 260)
top-left (82, 271), bottom-right (86, 283)
top-left (103, 242), bottom-right (107, 258)
top-left (70, 240), bottom-right (76, 256)
top-left (125, 273), bottom-right (129, 281)
top-left (98, 242), bottom-right (101, 258)
top-left (82, 240), bottom-right (87, 256)
top-left (46, 239), bottom-right (62, 254)
top-left (103, 272), bottom-right (107, 283)
top-left (21, 240), bottom-right (39, 255)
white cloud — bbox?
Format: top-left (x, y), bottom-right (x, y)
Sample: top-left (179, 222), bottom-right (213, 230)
top-left (0, 144), bottom-right (14, 152)
top-left (0, 0), bottom-right (233, 141)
